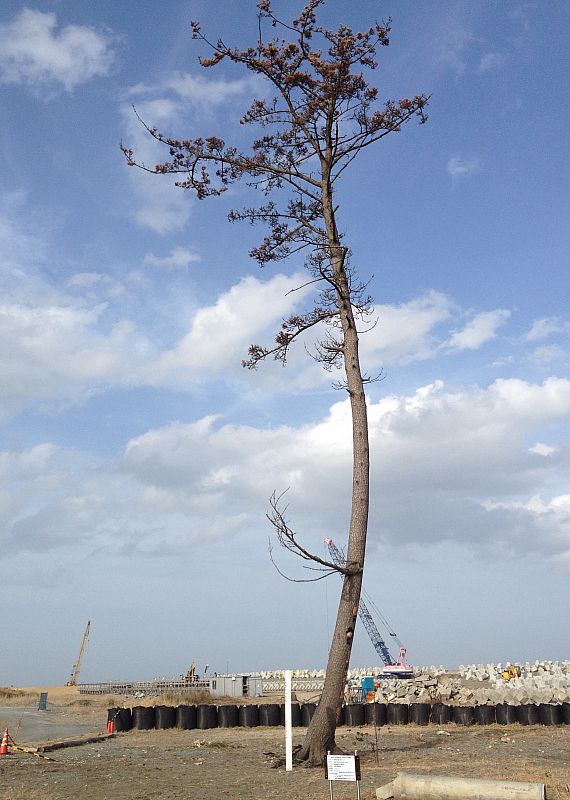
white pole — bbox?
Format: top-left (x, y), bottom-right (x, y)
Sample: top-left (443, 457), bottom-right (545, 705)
top-left (284, 670), bottom-right (293, 771)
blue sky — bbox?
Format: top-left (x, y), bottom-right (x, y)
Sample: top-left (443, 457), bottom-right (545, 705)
top-left (0, 0), bottom-right (568, 686)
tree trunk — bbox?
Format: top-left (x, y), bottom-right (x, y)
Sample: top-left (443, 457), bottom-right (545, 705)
top-left (296, 174), bottom-right (370, 766)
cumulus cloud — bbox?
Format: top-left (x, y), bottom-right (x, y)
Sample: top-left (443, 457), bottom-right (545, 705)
top-left (143, 247), bottom-right (201, 269)
top-left (0, 8), bottom-right (114, 93)
top-left (361, 291), bottom-right (452, 365)
top-left (446, 309), bottom-right (510, 351)
top-left (0, 269), bottom-right (312, 415)
top-left (0, 253), bottom-right (522, 417)
top-left (447, 155), bottom-right (482, 180)
top-left (150, 272), bottom-right (311, 379)
top-left (0, 301), bottom-right (156, 416)
top-left (3, 378), bottom-right (570, 567)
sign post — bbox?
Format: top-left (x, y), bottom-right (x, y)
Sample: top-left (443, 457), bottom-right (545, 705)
top-left (325, 751), bottom-right (361, 800)
top-left (284, 670), bottom-right (292, 772)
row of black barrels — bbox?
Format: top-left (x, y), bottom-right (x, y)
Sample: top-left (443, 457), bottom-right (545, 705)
top-left (109, 701), bottom-right (570, 732)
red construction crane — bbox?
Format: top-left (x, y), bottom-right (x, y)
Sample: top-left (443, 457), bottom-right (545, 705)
top-left (324, 539), bottom-right (413, 676)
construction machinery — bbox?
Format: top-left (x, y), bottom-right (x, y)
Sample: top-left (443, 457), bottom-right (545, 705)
top-left (501, 665), bottom-right (522, 682)
top-left (324, 538), bottom-right (413, 677)
top-left (67, 620), bottom-right (90, 686)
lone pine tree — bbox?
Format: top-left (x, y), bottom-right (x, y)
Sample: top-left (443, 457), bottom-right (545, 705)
top-left (122, 0), bottom-right (428, 766)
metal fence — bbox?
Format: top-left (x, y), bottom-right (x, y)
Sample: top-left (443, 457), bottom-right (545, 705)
top-left (79, 676), bottom-right (325, 696)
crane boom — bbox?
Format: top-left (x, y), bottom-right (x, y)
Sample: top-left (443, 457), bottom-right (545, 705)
top-left (67, 620), bottom-right (90, 686)
top-left (356, 597), bottom-right (394, 665)
top-left (324, 539), bottom-right (412, 674)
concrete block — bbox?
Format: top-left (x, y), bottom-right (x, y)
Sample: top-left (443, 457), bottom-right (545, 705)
top-left (376, 782), bottom-right (395, 800)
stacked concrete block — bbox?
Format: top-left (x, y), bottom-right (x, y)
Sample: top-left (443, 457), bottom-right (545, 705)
top-left (251, 660), bottom-right (569, 706)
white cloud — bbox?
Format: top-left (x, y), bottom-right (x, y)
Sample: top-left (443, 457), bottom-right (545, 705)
top-left (360, 291), bottom-right (452, 365)
top-left (0, 8), bottom-right (114, 93)
top-left (526, 316), bottom-right (565, 341)
top-left (447, 155), bottom-right (482, 180)
top-left (483, 494), bottom-right (570, 560)
top-left (530, 344), bottom-right (566, 365)
top-left (0, 250), bottom-right (529, 417)
top-left (436, 25), bottom-right (474, 74)
top-left (0, 300), bottom-right (156, 416)
top-left (446, 309), bottom-right (510, 351)
top-left (129, 72), bottom-right (259, 109)
top-left (478, 52), bottom-right (508, 72)
top-left (121, 72), bottom-right (257, 233)
top-left (3, 378), bottom-right (569, 566)
top-left (529, 443), bottom-right (557, 457)
top-left (509, 5), bottom-right (532, 32)
top-left (143, 247), bottom-right (201, 269)
top-left (0, 269), bottom-right (310, 415)
top-left (151, 272), bottom-right (311, 379)
top-left (121, 99), bottom-right (192, 234)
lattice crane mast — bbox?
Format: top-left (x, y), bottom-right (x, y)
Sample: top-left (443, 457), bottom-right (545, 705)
top-left (324, 539), bottom-right (412, 675)
top-left (67, 620), bottom-right (90, 687)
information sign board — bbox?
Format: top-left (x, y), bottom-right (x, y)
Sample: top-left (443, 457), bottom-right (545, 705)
top-left (325, 754), bottom-right (361, 782)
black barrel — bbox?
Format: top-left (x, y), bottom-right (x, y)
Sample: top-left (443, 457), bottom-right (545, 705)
top-left (365, 703), bottom-right (387, 727)
top-left (107, 707), bottom-right (119, 723)
top-left (562, 703), bottom-right (570, 724)
top-left (496, 704), bottom-right (518, 725)
top-left (155, 705), bottom-right (176, 729)
top-left (132, 706), bottom-right (155, 730)
top-left (452, 706), bottom-right (474, 726)
top-left (386, 703), bottom-right (409, 725)
top-left (176, 705), bottom-right (197, 730)
top-left (197, 704), bottom-right (218, 729)
top-left (431, 703), bottom-right (451, 724)
top-left (280, 703), bottom-right (302, 727)
top-left (538, 704), bottom-right (562, 726)
top-left (409, 704), bottom-right (430, 726)
top-left (115, 707), bottom-right (132, 732)
top-left (474, 705), bottom-right (495, 725)
top-left (259, 704), bottom-right (280, 727)
top-left (343, 704), bottom-right (365, 726)
top-left (516, 704), bottom-right (540, 726)
top-left (301, 703), bottom-right (317, 726)
top-left (239, 705), bottom-right (259, 727)
top-left (217, 705), bottom-right (239, 728)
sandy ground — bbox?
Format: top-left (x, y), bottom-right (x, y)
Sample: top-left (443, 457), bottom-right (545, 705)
top-left (0, 697), bottom-right (568, 800)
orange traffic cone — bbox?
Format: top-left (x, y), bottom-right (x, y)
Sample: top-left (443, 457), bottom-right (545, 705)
top-left (0, 728), bottom-right (9, 755)
top-left (107, 719), bottom-right (115, 734)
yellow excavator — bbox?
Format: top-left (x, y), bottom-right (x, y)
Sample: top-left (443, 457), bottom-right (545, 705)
top-left (501, 665), bottom-right (521, 681)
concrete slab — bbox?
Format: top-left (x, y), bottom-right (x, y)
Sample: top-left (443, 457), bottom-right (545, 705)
top-left (0, 705), bottom-right (103, 746)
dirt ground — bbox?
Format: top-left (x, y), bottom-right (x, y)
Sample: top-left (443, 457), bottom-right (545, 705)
top-left (1, 706), bottom-right (568, 800)
top-left (0, 687), bottom-right (568, 800)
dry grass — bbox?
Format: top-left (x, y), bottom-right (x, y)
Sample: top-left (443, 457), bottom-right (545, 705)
top-left (0, 687), bottom-right (35, 704)
top-left (159, 688), bottom-right (212, 706)
top-left (1, 684), bottom-right (281, 712)
top-left (0, 686), bottom-right (120, 713)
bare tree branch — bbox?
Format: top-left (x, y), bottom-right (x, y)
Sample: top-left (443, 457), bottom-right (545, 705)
top-left (266, 491), bottom-right (361, 576)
